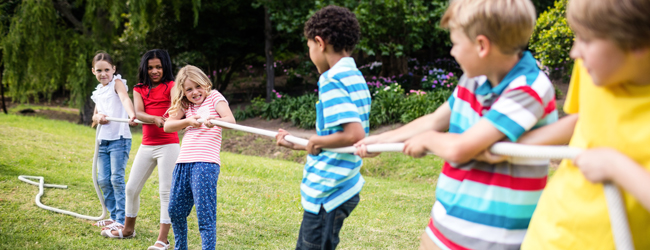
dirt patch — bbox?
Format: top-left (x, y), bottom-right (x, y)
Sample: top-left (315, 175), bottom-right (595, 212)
top-left (17, 109), bottom-right (80, 124)
top-left (221, 130), bottom-right (307, 164)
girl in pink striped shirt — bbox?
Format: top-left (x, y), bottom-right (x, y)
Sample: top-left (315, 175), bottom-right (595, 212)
top-left (163, 65), bottom-right (235, 250)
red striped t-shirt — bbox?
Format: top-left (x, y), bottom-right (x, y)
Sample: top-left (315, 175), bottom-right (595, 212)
top-left (176, 90), bottom-right (227, 165)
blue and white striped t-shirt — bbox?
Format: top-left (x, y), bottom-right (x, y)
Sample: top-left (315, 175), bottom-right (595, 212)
top-left (302, 57), bottom-right (371, 214)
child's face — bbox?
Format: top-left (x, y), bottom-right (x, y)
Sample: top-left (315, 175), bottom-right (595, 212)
top-left (148, 58), bottom-right (163, 84)
top-left (570, 36), bottom-right (633, 87)
top-left (92, 60), bottom-right (115, 86)
top-left (449, 28), bottom-right (482, 78)
top-left (183, 79), bottom-right (208, 105)
top-left (307, 38), bottom-right (328, 74)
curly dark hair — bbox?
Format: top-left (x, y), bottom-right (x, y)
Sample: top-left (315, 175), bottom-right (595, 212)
top-left (304, 5), bottom-right (360, 53)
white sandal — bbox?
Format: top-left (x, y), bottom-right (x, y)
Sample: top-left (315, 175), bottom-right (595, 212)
top-left (102, 222), bottom-right (124, 231)
top-left (100, 228), bottom-right (136, 239)
top-left (147, 240), bottom-right (170, 250)
top-left (93, 219), bottom-right (114, 227)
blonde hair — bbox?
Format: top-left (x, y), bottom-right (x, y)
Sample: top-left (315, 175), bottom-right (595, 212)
top-left (568, 0), bottom-right (650, 50)
top-left (441, 0), bottom-right (536, 55)
top-left (167, 65), bottom-right (213, 118)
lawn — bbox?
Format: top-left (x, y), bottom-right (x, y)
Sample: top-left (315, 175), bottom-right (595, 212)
top-left (0, 114), bottom-right (443, 249)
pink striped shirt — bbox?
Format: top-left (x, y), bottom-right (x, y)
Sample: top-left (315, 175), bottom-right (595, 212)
top-left (176, 91), bottom-right (227, 165)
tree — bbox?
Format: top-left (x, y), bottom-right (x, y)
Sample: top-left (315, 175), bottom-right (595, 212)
top-left (267, 0), bottom-right (450, 77)
top-left (0, 0), bottom-right (21, 114)
top-left (352, 0), bottom-right (449, 76)
top-left (254, 0), bottom-right (315, 101)
top-left (1, 0), bottom-right (199, 124)
top-left (142, 0), bottom-right (264, 93)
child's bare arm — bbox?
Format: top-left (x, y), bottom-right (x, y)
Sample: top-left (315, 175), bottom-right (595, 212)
top-left (92, 107), bottom-right (108, 125)
top-left (114, 79), bottom-right (137, 123)
top-left (403, 119), bottom-right (504, 163)
top-left (517, 114), bottom-right (578, 145)
top-left (307, 122), bottom-right (365, 155)
top-left (275, 129), bottom-right (307, 151)
top-left (354, 102), bottom-right (451, 157)
top-left (369, 102), bottom-right (450, 143)
top-left (164, 110), bottom-right (201, 133)
top-left (133, 91), bottom-right (165, 127)
top-left (204, 101), bottom-right (236, 129)
top-left (473, 114), bottom-right (579, 163)
top-left (574, 148), bottom-right (650, 211)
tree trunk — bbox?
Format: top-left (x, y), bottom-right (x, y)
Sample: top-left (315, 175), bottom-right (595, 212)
top-left (264, 6), bottom-right (274, 103)
top-left (380, 54), bottom-right (408, 77)
top-left (79, 95), bottom-right (95, 125)
top-left (0, 63), bottom-right (7, 114)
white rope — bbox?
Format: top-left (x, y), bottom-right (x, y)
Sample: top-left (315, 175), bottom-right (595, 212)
top-left (18, 117), bottom-right (148, 221)
top-left (201, 118), bottom-right (633, 250)
top-left (18, 116), bottom-right (633, 249)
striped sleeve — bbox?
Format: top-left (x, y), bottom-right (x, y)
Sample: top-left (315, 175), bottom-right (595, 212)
top-left (484, 76), bottom-right (554, 142)
top-left (320, 77), bottom-right (362, 128)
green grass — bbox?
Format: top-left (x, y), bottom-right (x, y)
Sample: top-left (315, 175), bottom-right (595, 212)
top-left (0, 114), bottom-right (443, 249)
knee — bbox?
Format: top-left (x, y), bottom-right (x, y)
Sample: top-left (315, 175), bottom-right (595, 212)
top-left (98, 177), bottom-right (111, 189)
top-left (125, 185), bottom-right (139, 198)
top-left (110, 176), bottom-right (125, 187)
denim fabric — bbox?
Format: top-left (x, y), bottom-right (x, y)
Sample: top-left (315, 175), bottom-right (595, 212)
top-left (296, 194), bottom-right (360, 250)
top-left (97, 136), bottom-right (131, 225)
top-left (169, 162), bottom-right (220, 250)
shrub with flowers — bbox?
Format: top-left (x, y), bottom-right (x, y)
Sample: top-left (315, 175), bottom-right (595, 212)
top-left (421, 68), bottom-right (458, 91)
top-left (359, 61), bottom-right (383, 76)
top-left (365, 75), bottom-right (410, 97)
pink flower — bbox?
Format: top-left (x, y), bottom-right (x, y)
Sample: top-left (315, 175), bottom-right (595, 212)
top-left (449, 72), bottom-right (454, 77)
top-left (213, 70), bottom-right (216, 76)
top-left (314, 89), bottom-right (318, 92)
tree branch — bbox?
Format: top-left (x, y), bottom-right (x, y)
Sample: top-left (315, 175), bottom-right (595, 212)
top-left (52, 0), bottom-right (89, 36)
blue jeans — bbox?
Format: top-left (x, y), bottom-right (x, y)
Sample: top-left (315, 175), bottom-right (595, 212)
top-left (97, 137), bottom-right (131, 225)
top-left (296, 194), bottom-right (360, 250)
top-left (169, 162), bottom-right (220, 250)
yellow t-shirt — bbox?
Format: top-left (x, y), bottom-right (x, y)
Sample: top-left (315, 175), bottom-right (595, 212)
top-left (522, 60), bottom-right (650, 249)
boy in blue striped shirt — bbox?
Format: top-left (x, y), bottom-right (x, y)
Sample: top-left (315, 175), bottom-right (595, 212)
top-left (275, 5), bottom-right (371, 250)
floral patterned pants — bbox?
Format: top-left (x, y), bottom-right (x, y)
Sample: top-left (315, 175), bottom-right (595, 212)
top-left (168, 162), bottom-right (220, 250)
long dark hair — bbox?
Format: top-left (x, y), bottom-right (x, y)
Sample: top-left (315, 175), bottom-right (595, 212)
top-left (135, 49), bottom-right (174, 96)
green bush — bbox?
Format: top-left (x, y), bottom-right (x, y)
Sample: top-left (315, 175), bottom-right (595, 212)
top-left (236, 85), bottom-right (452, 129)
top-left (399, 89), bottom-right (451, 123)
top-left (529, 0), bottom-right (574, 81)
top-left (235, 93), bottom-right (318, 129)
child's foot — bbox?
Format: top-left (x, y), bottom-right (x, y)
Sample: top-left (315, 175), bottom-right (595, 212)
top-left (101, 222), bottom-right (124, 231)
top-left (100, 227), bottom-right (136, 239)
top-left (92, 219), bottom-right (115, 227)
top-left (147, 240), bottom-right (170, 250)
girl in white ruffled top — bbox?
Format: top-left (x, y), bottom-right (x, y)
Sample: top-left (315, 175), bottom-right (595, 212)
top-left (89, 52), bottom-right (137, 232)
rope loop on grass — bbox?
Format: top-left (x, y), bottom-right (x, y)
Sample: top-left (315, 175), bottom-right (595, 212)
top-left (18, 117), bottom-right (148, 221)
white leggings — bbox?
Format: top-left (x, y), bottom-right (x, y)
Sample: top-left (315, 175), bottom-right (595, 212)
top-left (125, 143), bottom-right (180, 224)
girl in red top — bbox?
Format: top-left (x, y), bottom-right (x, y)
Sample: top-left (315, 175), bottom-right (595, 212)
top-left (102, 49), bottom-right (178, 250)
top-left (164, 65), bottom-right (235, 250)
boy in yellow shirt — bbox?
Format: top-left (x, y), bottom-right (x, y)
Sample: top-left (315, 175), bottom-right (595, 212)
top-left (516, 0), bottom-right (650, 248)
